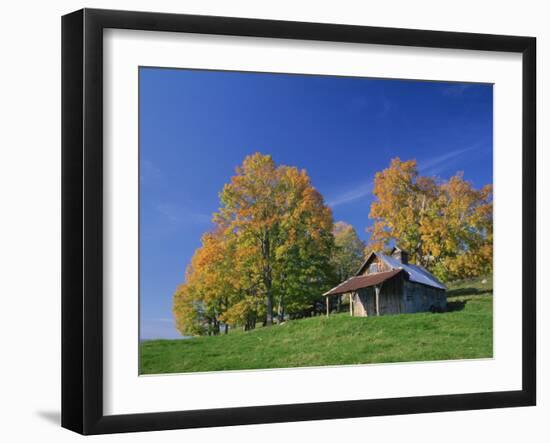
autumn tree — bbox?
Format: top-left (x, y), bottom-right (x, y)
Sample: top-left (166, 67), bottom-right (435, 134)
top-left (219, 239), bottom-right (265, 331)
top-left (174, 152), bottom-right (335, 333)
top-left (331, 221), bottom-right (365, 282)
top-left (173, 229), bottom-right (239, 336)
top-left (216, 153), bottom-right (334, 325)
top-left (272, 166), bottom-right (335, 320)
top-left (432, 176), bottom-right (493, 281)
top-left (173, 283), bottom-right (206, 336)
top-left (367, 157), bottom-right (492, 281)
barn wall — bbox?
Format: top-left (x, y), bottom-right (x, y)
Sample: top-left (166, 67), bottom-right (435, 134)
top-left (364, 287), bottom-right (376, 315)
top-left (379, 274), bottom-right (405, 315)
top-left (403, 280), bottom-right (447, 313)
top-left (353, 275), bottom-right (447, 317)
top-left (351, 276), bottom-right (446, 317)
top-left (352, 291), bottom-right (364, 316)
top-left (354, 287), bottom-right (376, 316)
top-left (353, 275), bottom-right (405, 316)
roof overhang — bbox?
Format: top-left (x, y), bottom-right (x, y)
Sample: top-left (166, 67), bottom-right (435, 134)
top-left (324, 269), bottom-right (404, 296)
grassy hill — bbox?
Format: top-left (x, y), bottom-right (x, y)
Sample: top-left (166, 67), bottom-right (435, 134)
top-left (140, 276), bottom-right (493, 374)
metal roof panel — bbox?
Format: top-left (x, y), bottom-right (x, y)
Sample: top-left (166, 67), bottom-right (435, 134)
top-left (377, 254), bottom-right (446, 290)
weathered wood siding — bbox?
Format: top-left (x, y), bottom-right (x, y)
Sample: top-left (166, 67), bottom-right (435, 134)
top-left (402, 280), bottom-right (446, 313)
top-left (350, 275), bottom-right (446, 317)
top-left (352, 274), bottom-right (405, 316)
top-left (352, 291), bottom-right (365, 316)
top-left (363, 288), bottom-right (376, 315)
top-left (379, 274), bottom-right (405, 315)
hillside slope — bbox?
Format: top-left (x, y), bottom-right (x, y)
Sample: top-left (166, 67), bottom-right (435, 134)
top-left (140, 276), bottom-right (493, 374)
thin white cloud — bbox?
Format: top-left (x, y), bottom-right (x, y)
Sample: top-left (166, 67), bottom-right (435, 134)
top-left (327, 180), bottom-right (373, 207)
top-left (418, 145), bottom-right (478, 176)
top-left (327, 144), bottom-right (482, 208)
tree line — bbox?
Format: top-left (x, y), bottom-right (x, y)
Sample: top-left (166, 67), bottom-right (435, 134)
top-left (173, 153), bottom-right (492, 336)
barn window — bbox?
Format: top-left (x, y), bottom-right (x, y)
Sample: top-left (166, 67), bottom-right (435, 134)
top-left (406, 295), bottom-right (413, 301)
top-left (369, 263), bottom-right (378, 273)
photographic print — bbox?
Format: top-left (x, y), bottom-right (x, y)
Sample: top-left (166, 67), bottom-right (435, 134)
top-left (61, 10), bottom-right (536, 433)
top-left (139, 67), bottom-right (493, 375)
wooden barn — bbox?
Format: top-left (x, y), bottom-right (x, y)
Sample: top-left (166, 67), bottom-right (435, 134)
top-left (324, 247), bottom-right (446, 317)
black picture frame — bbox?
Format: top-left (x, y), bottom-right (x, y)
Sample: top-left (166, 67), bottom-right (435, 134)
top-left (62, 8), bottom-right (536, 435)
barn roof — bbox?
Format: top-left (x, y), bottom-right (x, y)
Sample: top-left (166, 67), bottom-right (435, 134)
top-left (323, 269), bottom-right (403, 296)
top-left (356, 252), bottom-right (446, 290)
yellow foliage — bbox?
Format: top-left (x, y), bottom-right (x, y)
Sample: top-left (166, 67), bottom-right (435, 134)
top-left (173, 152), bottom-right (335, 334)
top-left (367, 158), bottom-right (492, 281)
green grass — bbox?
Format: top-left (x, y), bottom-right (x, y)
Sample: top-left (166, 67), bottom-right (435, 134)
top-left (140, 276), bottom-right (493, 374)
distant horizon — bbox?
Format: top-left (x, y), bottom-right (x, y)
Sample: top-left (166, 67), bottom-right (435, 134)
top-left (139, 67), bottom-right (493, 339)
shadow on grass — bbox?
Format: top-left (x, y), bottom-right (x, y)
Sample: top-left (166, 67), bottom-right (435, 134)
top-left (446, 287), bottom-right (492, 297)
top-left (446, 299), bottom-right (467, 312)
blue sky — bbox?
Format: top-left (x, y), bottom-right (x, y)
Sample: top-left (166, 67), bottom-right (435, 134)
top-left (139, 67), bottom-right (493, 340)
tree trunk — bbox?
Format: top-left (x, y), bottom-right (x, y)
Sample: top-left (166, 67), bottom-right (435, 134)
top-left (265, 289), bottom-right (273, 326)
top-left (261, 231), bottom-right (274, 326)
top-left (277, 295), bottom-right (285, 324)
